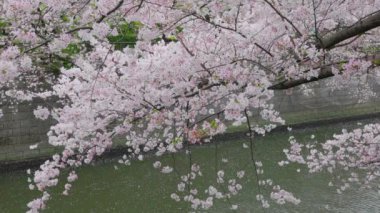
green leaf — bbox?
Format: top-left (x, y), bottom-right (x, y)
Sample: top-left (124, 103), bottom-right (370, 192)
top-left (172, 137), bottom-right (183, 145)
top-left (166, 35), bottom-right (177, 42)
top-left (176, 26), bottom-right (184, 34)
top-left (373, 59), bottom-right (380, 66)
top-left (107, 22), bottom-right (141, 50)
top-left (62, 43), bottom-right (81, 56)
top-left (338, 61), bottom-right (347, 70)
top-left (0, 20), bottom-right (8, 28)
top-left (39, 2), bottom-right (48, 12)
top-left (210, 120), bottom-right (218, 129)
top-left (61, 14), bottom-right (70, 23)
top-left (0, 19), bottom-right (9, 36)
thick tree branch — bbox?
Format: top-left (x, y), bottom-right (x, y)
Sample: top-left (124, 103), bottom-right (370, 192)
top-left (268, 65), bottom-right (335, 90)
top-left (270, 10), bottom-right (380, 90)
top-left (268, 54), bottom-right (380, 90)
top-left (318, 10), bottom-right (380, 49)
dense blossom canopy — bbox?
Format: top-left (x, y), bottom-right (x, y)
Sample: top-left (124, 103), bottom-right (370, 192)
top-left (0, 0), bottom-right (380, 212)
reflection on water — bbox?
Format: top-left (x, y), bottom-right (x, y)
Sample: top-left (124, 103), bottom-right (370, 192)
top-left (1, 121), bottom-right (380, 213)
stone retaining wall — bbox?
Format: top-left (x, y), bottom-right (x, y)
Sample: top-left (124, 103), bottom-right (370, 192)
top-left (271, 74), bottom-right (380, 113)
top-left (0, 99), bottom-right (56, 161)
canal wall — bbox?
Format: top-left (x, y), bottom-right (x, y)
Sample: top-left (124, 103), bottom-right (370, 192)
top-left (0, 98), bottom-right (57, 162)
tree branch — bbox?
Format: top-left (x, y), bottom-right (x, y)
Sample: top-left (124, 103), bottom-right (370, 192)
top-left (263, 0), bottom-right (302, 37)
top-left (268, 53), bottom-right (380, 90)
top-left (268, 64), bottom-right (336, 90)
top-left (97, 0), bottom-right (125, 23)
top-left (318, 10), bottom-right (380, 49)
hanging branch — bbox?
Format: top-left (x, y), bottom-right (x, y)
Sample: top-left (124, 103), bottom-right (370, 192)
top-left (263, 0), bottom-right (302, 37)
top-left (244, 109), bottom-right (266, 212)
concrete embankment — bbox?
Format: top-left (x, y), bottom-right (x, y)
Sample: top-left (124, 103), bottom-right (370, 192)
top-left (1, 112), bottom-right (379, 173)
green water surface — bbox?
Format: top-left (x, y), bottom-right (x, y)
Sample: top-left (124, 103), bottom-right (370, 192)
top-left (1, 122), bottom-right (379, 213)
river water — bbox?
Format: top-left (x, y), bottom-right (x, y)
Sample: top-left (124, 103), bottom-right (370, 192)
top-left (1, 121), bottom-right (379, 213)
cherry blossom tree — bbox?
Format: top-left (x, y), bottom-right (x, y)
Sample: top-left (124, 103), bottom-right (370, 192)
top-left (1, 0), bottom-right (380, 212)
